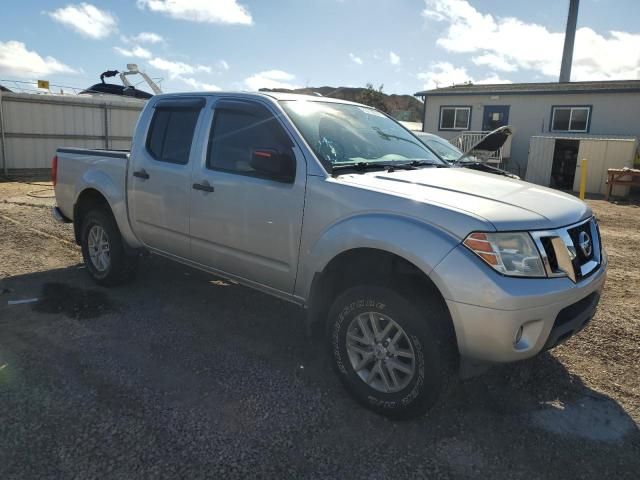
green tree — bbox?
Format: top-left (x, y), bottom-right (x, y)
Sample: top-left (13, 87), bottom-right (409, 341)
top-left (357, 83), bottom-right (388, 112)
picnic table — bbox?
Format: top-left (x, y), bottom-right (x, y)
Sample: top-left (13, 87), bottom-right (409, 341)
top-left (605, 167), bottom-right (640, 200)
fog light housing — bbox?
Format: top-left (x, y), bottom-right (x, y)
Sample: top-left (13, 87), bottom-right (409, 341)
top-left (514, 325), bottom-right (524, 345)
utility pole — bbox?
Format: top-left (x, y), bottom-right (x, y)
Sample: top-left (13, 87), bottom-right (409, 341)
top-left (559, 0), bottom-right (580, 82)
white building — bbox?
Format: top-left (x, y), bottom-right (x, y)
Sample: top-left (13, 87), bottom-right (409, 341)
top-left (415, 80), bottom-right (640, 191)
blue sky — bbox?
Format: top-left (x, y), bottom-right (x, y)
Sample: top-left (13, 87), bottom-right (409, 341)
top-left (0, 0), bottom-right (639, 95)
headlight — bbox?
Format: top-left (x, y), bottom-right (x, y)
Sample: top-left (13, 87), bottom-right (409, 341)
top-left (463, 232), bottom-right (545, 277)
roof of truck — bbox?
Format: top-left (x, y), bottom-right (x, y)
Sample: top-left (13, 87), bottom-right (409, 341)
top-left (152, 91), bottom-right (366, 107)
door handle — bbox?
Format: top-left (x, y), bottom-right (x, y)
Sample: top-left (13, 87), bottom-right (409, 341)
top-left (133, 169), bottom-right (150, 180)
top-left (192, 182), bottom-right (214, 193)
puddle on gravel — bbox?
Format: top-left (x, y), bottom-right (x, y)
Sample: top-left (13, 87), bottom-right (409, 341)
top-left (32, 282), bottom-right (118, 320)
top-left (531, 396), bottom-right (638, 442)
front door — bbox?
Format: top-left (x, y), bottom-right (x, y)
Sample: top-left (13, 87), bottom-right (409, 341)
top-left (128, 97), bottom-right (205, 258)
top-left (189, 98), bottom-right (306, 294)
top-left (482, 105), bottom-right (510, 131)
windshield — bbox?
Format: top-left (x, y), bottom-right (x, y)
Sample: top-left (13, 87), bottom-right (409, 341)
top-left (280, 100), bottom-right (443, 169)
top-left (415, 133), bottom-right (479, 163)
top-left (422, 137), bottom-right (462, 162)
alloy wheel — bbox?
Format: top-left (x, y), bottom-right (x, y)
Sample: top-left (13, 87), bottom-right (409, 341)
top-left (346, 312), bottom-right (416, 393)
top-left (87, 225), bottom-right (111, 272)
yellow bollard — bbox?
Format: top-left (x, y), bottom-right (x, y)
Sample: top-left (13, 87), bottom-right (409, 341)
top-left (579, 158), bottom-right (587, 200)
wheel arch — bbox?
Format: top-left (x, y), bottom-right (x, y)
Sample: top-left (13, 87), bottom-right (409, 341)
top-left (73, 188), bottom-right (113, 244)
top-left (306, 247), bottom-right (458, 355)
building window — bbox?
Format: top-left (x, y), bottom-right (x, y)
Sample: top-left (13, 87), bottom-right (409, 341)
top-left (551, 106), bottom-right (591, 132)
top-left (439, 106), bottom-right (471, 130)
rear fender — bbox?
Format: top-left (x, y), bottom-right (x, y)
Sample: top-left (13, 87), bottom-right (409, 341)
top-left (74, 169), bottom-right (142, 249)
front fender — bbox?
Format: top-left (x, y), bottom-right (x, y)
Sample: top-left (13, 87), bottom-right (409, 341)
top-left (295, 213), bottom-right (461, 299)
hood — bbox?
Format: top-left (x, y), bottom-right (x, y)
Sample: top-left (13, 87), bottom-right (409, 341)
top-left (457, 125), bottom-right (513, 162)
top-left (337, 167), bottom-right (591, 231)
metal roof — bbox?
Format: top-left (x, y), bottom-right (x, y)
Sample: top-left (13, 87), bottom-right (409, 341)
top-left (530, 134), bottom-right (638, 141)
top-left (414, 79), bottom-right (640, 97)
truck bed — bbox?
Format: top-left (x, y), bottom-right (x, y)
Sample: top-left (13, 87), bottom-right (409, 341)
top-left (57, 147), bottom-right (130, 159)
top-left (54, 147), bottom-right (131, 225)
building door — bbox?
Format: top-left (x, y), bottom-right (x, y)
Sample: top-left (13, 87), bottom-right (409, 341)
top-left (482, 105), bottom-right (510, 131)
top-left (525, 136), bottom-right (556, 185)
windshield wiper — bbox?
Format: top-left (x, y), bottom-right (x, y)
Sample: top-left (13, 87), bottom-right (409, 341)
top-left (332, 161), bottom-right (416, 175)
top-left (408, 160), bottom-right (447, 168)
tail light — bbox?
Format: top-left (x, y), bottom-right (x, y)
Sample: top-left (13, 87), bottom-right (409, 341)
top-left (51, 155), bottom-right (58, 186)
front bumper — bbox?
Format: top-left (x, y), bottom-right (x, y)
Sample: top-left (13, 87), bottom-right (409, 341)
top-left (431, 244), bottom-right (607, 363)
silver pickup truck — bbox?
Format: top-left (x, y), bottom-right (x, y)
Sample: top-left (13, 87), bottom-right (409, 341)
top-left (52, 92), bottom-right (607, 418)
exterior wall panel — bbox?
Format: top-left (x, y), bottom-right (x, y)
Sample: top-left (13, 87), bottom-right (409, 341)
top-left (525, 137), bottom-right (556, 186)
top-left (574, 139), bottom-right (636, 196)
top-left (0, 92), bottom-right (145, 171)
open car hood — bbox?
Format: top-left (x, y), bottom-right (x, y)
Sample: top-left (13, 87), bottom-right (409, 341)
top-left (456, 125), bottom-right (513, 163)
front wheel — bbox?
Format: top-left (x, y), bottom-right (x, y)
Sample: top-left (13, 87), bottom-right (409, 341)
top-left (80, 209), bottom-right (137, 286)
top-left (328, 285), bottom-right (455, 419)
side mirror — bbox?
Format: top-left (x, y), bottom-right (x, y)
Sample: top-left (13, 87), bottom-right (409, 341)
top-left (250, 148), bottom-right (296, 183)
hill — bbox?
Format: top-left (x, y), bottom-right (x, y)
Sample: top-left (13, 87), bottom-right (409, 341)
top-left (259, 85), bottom-right (423, 122)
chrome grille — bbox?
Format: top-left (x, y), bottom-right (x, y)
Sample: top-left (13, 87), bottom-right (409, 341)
top-left (531, 217), bottom-right (602, 283)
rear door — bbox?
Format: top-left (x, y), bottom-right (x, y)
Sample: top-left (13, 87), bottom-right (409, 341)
top-left (128, 97), bottom-right (205, 258)
top-left (189, 98), bottom-right (306, 294)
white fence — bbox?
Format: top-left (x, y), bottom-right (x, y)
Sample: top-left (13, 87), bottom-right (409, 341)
top-left (448, 131), bottom-right (512, 165)
top-left (0, 92), bottom-right (145, 173)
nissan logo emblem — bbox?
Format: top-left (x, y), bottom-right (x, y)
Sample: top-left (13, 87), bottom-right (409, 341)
top-left (578, 231), bottom-right (592, 257)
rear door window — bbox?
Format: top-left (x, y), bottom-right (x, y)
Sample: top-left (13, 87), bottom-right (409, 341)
top-left (146, 103), bottom-right (202, 164)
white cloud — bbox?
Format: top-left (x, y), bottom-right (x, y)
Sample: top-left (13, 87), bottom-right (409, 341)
top-left (149, 57), bottom-right (212, 78)
top-left (389, 51), bottom-right (401, 65)
top-left (114, 45), bottom-right (152, 59)
top-left (349, 53), bottom-right (363, 65)
top-left (180, 77), bottom-right (222, 91)
top-left (132, 32), bottom-right (164, 44)
top-left (417, 62), bottom-right (511, 90)
top-left (422, 0), bottom-right (640, 80)
top-left (148, 56), bottom-right (222, 91)
top-left (137, 0), bottom-right (252, 25)
top-left (0, 40), bottom-right (78, 78)
top-left (472, 53), bottom-right (517, 72)
top-left (243, 70), bottom-right (300, 90)
top-left (47, 3), bottom-right (117, 39)
top-left (475, 73), bottom-right (513, 85)
top-left (217, 60), bottom-right (230, 71)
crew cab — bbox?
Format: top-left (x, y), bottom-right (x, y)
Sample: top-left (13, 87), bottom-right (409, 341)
top-left (52, 92), bottom-right (607, 418)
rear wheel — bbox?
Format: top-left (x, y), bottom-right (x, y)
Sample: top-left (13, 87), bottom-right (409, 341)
top-left (80, 209), bottom-right (137, 286)
top-left (328, 285), bottom-right (455, 419)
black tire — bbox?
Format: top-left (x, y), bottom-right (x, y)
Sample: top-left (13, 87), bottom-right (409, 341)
top-left (328, 285), bottom-right (456, 419)
top-left (80, 208), bottom-right (138, 286)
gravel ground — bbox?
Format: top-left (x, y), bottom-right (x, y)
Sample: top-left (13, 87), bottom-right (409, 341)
top-left (0, 180), bottom-right (639, 479)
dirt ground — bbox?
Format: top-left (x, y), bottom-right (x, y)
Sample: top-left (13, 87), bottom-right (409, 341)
top-left (0, 179), bottom-right (638, 479)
